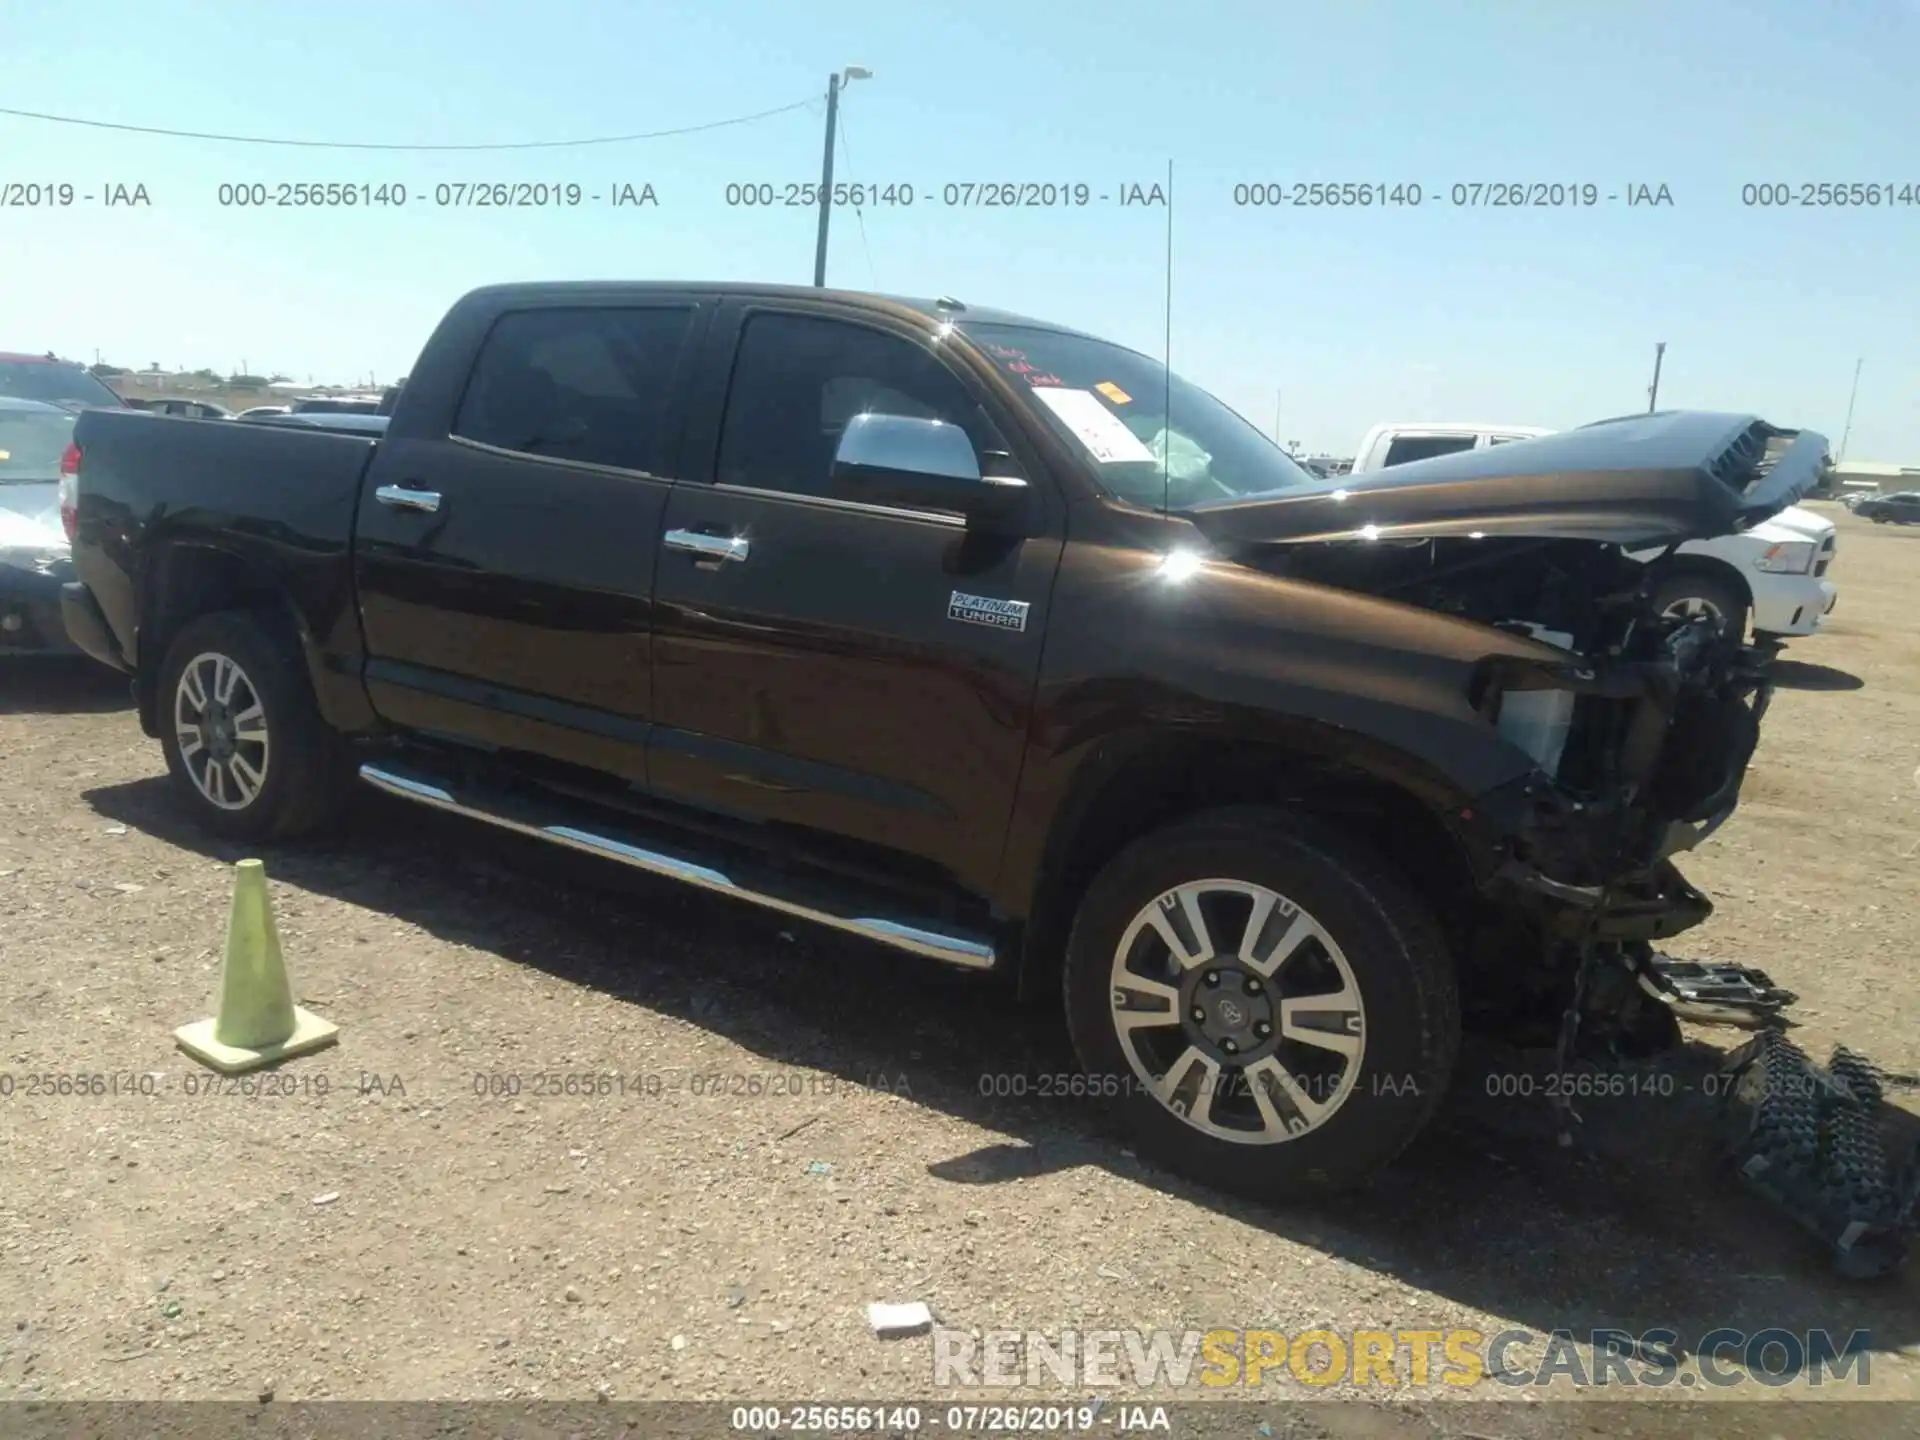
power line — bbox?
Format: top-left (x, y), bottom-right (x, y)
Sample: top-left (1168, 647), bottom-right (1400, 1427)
top-left (834, 110), bottom-right (880, 291)
top-left (0, 96), bottom-right (820, 151)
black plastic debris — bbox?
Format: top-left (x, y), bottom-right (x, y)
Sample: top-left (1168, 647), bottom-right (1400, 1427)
top-left (1718, 1030), bottom-right (1920, 1278)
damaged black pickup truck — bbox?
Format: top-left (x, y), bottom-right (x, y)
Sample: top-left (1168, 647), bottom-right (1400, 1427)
top-left (58, 282), bottom-right (1825, 1199)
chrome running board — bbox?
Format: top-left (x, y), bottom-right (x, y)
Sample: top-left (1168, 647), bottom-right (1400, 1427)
top-left (358, 761), bottom-right (997, 971)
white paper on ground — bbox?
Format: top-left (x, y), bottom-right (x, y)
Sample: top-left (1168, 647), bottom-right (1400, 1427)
top-left (867, 1301), bottom-right (934, 1337)
top-left (1031, 387), bottom-right (1157, 464)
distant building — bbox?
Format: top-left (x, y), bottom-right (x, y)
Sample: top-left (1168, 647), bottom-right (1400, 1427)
top-left (1832, 460), bottom-right (1917, 496)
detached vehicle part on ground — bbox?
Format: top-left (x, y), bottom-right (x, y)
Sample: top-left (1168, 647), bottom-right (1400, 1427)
top-left (1351, 420), bottom-right (1839, 642)
top-left (59, 281), bottom-right (1877, 1221)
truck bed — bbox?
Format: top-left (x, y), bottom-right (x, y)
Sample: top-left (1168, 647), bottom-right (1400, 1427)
top-left (69, 408), bottom-right (381, 676)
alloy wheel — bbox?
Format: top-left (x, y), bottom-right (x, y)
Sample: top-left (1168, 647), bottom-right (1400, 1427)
top-left (1660, 595), bottom-right (1725, 624)
top-left (1107, 879), bottom-right (1365, 1144)
top-left (173, 651), bottom-right (270, 810)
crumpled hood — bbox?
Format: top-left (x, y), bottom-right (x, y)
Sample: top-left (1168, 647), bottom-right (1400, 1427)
top-left (1183, 412), bottom-right (1830, 549)
top-left (0, 482), bottom-right (66, 551)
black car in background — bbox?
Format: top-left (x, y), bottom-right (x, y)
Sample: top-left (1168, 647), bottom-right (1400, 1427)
top-left (1853, 491), bottom-right (1920, 525)
top-left (0, 353), bottom-right (128, 411)
top-left (0, 397), bottom-right (82, 655)
top-left (127, 397), bottom-right (233, 419)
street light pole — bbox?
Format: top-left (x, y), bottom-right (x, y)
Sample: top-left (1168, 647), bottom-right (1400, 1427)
top-left (1647, 341), bottom-right (1666, 413)
top-left (812, 66), bottom-right (871, 287)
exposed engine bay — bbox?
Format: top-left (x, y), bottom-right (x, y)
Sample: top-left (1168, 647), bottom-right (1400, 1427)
top-left (1268, 532), bottom-right (1774, 887)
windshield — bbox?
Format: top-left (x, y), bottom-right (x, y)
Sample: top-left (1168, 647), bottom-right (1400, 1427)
top-left (0, 360), bottom-right (121, 408)
top-left (959, 322), bottom-right (1318, 508)
top-left (0, 407), bottom-right (77, 482)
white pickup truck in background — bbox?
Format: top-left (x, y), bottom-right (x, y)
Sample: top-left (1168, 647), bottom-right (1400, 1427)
top-left (1351, 421), bottom-right (1839, 642)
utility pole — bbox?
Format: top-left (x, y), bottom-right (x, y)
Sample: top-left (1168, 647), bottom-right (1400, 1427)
top-left (1646, 342), bottom-right (1667, 412)
top-left (1838, 356), bottom-right (1864, 462)
top-left (812, 66), bottom-right (872, 287)
top-left (1273, 389), bottom-right (1282, 445)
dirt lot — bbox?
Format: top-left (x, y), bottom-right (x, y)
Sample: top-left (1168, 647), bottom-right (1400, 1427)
top-left (3, 502), bottom-right (1918, 1430)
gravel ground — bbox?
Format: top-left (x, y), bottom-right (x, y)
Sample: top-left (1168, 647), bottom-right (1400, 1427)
top-left (3, 502), bottom-right (1918, 1427)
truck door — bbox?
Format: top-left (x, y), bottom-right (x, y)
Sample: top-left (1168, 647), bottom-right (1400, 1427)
top-left (352, 297), bottom-right (709, 781)
top-left (646, 301), bottom-right (1065, 899)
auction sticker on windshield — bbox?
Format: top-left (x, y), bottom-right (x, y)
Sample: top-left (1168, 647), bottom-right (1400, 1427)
top-left (1032, 387), bottom-right (1155, 463)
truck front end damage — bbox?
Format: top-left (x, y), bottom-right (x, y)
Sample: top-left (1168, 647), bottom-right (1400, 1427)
top-left (1190, 414), bottom-right (1920, 1273)
top-left (1465, 582), bottom-right (1776, 944)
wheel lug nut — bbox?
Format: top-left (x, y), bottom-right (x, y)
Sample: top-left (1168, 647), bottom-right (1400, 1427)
top-left (1204, 971), bottom-right (1220, 987)
top-left (1254, 1022), bottom-right (1271, 1038)
top-left (1244, 977), bottom-right (1261, 994)
top-left (1191, 1007), bottom-right (1206, 1023)
top-left (1221, 1039), bottom-right (1238, 1055)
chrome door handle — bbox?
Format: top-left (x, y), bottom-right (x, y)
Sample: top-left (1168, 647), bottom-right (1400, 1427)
top-left (663, 528), bottom-right (749, 563)
top-left (374, 484), bottom-right (442, 513)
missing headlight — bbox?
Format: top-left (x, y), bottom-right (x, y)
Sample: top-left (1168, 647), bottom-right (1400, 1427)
top-left (1491, 625), bottom-right (1577, 775)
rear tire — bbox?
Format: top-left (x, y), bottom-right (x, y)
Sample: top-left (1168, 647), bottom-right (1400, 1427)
top-left (1062, 807), bottom-right (1459, 1200)
top-left (157, 610), bottom-right (352, 841)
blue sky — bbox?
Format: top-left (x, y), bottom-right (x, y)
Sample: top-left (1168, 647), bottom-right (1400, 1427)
top-left (5, 0), bottom-right (1916, 459)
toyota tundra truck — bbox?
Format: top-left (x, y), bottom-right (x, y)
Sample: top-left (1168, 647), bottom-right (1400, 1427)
top-left (57, 282), bottom-right (1824, 1199)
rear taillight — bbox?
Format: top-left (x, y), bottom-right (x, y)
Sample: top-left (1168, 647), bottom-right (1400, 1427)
top-left (58, 442), bottom-right (81, 543)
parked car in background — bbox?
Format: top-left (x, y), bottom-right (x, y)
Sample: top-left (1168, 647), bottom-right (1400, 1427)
top-left (235, 405), bottom-right (292, 421)
top-left (290, 395), bottom-right (382, 416)
top-left (1852, 491), bottom-right (1920, 525)
top-left (59, 279), bottom-right (1823, 1200)
top-left (0, 397), bottom-right (81, 655)
top-left (1352, 420), bottom-right (1838, 642)
top-left (239, 411), bottom-right (390, 435)
top-left (127, 397), bottom-right (232, 419)
top-left (0, 353), bottom-right (128, 411)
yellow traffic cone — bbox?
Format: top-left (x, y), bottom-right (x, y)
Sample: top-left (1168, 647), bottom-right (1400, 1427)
top-left (175, 858), bottom-right (338, 1073)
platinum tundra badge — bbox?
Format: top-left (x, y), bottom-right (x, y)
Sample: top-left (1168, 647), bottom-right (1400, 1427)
top-left (948, 591), bottom-right (1029, 632)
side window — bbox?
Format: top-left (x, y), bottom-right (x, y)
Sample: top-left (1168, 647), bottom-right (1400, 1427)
top-left (716, 312), bottom-right (984, 499)
top-left (1381, 434), bottom-right (1478, 467)
top-left (454, 306), bottom-right (694, 474)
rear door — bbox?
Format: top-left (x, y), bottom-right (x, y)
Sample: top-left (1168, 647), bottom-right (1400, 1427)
top-left (353, 296), bottom-right (710, 780)
top-left (646, 299), bottom-right (1065, 897)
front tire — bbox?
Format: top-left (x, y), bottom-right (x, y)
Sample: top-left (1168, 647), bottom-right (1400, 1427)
top-left (1063, 808), bottom-right (1459, 1200)
top-left (157, 610), bottom-right (351, 841)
